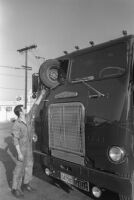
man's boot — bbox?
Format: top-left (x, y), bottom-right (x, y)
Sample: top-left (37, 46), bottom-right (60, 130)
top-left (11, 189), bottom-right (24, 198)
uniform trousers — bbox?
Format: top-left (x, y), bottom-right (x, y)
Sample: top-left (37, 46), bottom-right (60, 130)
top-left (12, 145), bottom-right (33, 190)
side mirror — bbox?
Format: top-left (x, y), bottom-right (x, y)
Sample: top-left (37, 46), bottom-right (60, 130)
top-left (32, 73), bottom-right (39, 98)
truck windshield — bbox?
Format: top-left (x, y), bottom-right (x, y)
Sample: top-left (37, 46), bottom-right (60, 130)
top-left (70, 42), bottom-right (127, 81)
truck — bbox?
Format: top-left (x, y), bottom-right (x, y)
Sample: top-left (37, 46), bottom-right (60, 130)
top-left (32, 34), bottom-right (134, 200)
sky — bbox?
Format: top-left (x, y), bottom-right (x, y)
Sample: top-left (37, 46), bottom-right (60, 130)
top-left (0, 0), bottom-right (134, 101)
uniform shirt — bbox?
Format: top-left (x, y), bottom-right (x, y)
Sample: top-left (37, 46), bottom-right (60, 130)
top-left (12, 104), bottom-right (38, 152)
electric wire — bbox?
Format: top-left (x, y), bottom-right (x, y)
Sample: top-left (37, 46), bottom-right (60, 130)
top-left (0, 65), bottom-right (24, 70)
top-left (0, 87), bottom-right (24, 91)
top-left (29, 53), bottom-right (39, 68)
top-left (30, 50), bottom-right (41, 66)
top-left (0, 73), bottom-right (31, 78)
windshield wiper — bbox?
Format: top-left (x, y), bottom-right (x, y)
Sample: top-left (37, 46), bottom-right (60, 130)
top-left (81, 80), bottom-right (105, 99)
top-left (74, 76), bottom-right (94, 82)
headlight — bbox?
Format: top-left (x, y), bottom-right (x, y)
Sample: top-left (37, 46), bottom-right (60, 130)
top-left (109, 146), bottom-right (125, 163)
top-left (32, 134), bottom-right (38, 143)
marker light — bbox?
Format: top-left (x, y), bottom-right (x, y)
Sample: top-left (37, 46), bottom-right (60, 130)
top-left (45, 168), bottom-right (51, 176)
top-left (109, 146), bottom-right (125, 163)
top-left (92, 186), bottom-right (102, 198)
top-left (32, 134), bottom-right (38, 142)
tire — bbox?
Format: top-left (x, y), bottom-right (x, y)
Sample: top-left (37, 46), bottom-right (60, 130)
top-left (39, 59), bottom-right (60, 89)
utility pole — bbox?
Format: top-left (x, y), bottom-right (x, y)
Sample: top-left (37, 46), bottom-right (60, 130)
top-left (17, 45), bottom-right (37, 110)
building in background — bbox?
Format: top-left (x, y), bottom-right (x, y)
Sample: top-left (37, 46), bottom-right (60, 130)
top-left (0, 91), bottom-right (34, 122)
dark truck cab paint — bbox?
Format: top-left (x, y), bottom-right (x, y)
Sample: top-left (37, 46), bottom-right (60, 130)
top-left (32, 35), bottom-right (134, 200)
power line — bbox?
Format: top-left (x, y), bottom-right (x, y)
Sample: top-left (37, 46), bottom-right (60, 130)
top-left (0, 65), bottom-right (24, 70)
top-left (0, 87), bottom-right (24, 91)
top-left (35, 56), bottom-right (45, 60)
top-left (0, 73), bottom-right (31, 78)
top-left (30, 50), bottom-right (41, 67)
top-left (33, 49), bottom-right (46, 61)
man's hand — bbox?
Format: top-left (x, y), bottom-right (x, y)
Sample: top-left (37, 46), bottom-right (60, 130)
top-left (18, 153), bottom-right (24, 162)
top-left (16, 144), bottom-right (24, 162)
top-left (35, 88), bottom-right (47, 105)
top-left (41, 89), bottom-right (47, 96)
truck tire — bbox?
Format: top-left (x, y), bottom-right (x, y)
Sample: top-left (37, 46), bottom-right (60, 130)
top-left (39, 59), bottom-right (60, 89)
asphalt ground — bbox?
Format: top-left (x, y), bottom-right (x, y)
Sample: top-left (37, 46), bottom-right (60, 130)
top-left (0, 122), bottom-right (91, 200)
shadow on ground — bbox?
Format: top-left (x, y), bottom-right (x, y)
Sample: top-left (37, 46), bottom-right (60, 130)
top-left (0, 136), bottom-right (17, 188)
top-left (0, 134), bottom-right (73, 194)
top-left (33, 156), bottom-right (73, 194)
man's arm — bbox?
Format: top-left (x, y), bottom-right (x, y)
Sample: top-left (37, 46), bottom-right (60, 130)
top-left (34, 89), bottom-right (47, 105)
top-left (26, 88), bottom-right (48, 125)
top-left (15, 144), bottom-right (24, 161)
top-left (12, 122), bottom-right (24, 161)
top-left (28, 89), bottom-right (47, 115)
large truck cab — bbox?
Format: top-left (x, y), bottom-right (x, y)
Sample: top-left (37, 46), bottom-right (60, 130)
top-left (32, 35), bottom-right (134, 200)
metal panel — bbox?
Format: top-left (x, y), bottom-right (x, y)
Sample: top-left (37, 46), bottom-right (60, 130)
top-left (48, 102), bottom-right (85, 156)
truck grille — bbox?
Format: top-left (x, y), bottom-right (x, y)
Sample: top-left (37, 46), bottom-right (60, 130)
top-left (48, 102), bottom-right (85, 156)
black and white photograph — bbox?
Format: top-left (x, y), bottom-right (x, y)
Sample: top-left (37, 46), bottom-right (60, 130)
top-left (0, 0), bottom-right (134, 199)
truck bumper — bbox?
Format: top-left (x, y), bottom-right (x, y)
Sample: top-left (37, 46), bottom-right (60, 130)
top-left (34, 151), bottom-right (132, 197)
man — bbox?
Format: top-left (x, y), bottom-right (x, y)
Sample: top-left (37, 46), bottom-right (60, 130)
top-left (11, 89), bottom-right (46, 198)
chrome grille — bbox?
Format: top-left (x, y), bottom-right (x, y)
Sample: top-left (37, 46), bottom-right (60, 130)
top-left (48, 102), bottom-right (85, 155)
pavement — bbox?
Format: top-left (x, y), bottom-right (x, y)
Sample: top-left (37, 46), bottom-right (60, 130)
top-left (0, 122), bottom-right (90, 200)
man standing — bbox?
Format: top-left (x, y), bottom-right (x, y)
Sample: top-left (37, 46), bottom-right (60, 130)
top-left (11, 89), bottom-right (46, 198)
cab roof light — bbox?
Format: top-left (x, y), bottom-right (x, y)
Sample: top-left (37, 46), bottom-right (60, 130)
top-left (63, 51), bottom-right (68, 55)
top-left (74, 46), bottom-right (80, 50)
top-left (122, 30), bottom-right (127, 36)
top-left (89, 41), bottom-right (95, 47)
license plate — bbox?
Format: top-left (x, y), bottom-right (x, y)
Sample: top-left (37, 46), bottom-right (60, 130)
top-left (60, 172), bottom-right (74, 184)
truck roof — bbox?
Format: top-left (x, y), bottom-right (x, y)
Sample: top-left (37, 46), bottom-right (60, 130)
top-left (57, 35), bottom-right (134, 60)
